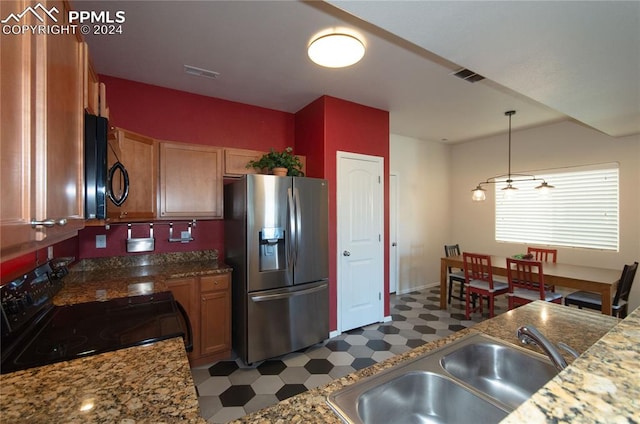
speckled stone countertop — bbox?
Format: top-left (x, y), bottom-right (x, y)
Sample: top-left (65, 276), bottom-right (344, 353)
top-left (0, 251), bottom-right (229, 423)
top-left (54, 250), bottom-right (232, 305)
top-left (502, 306), bottom-right (640, 423)
top-left (231, 301), bottom-right (624, 423)
top-left (0, 338), bottom-right (203, 423)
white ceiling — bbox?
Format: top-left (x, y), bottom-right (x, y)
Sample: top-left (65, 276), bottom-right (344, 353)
top-left (82, 0), bottom-right (640, 143)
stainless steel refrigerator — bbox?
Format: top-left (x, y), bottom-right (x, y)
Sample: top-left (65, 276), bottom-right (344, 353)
top-left (224, 174), bottom-right (329, 364)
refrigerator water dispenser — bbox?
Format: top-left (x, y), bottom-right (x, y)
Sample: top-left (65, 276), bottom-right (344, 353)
top-left (259, 227), bottom-right (285, 271)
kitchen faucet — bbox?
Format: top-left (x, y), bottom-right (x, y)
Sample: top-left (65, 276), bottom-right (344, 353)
top-left (517, 325), bottom-right (579, 371)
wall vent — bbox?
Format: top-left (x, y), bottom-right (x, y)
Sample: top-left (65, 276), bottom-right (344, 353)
top-left (184, 64), bottom-right (220, 80)
top-left (451, 68), bottom-right (485, 83)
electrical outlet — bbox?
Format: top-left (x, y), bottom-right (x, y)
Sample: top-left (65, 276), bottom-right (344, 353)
top-left (47, 246), bottom-right (54, 259)
top-left (96, 234), bottom-right (107, 249)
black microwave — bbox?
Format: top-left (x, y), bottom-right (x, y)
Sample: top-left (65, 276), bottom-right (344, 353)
top-left (84, 112), bottom-right (108, 219)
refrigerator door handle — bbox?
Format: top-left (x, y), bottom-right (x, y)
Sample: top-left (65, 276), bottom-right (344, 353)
top-left (287, 187), bottom-right (296, 267)
top-left (293, 187), bottom-right (302, 267)
top-left (250, 283), bottom-right (328, 302)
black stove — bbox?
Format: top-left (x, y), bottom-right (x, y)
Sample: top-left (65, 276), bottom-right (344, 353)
top-left (1, 261), bottom-right (191, 375)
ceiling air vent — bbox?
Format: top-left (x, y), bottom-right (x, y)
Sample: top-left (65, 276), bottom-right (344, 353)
top-left (184, 64), bottom-right (220, 80)
top-left (451, 68), bottom-right (485, 83)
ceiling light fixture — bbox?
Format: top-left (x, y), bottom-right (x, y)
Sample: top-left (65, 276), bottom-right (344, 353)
top-left (307, 33), bottom-right (365, 68)
top-left (471, 110), bottom-right (554, 202)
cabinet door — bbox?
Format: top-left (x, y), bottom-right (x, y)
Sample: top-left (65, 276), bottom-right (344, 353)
top-left (107, 129), bottom-right (158, 220)
top-left (34, 0), bottom-right (85, 243)
top-left (165, 277), bottom-right (199, 356)
top-left (159, 142), bottom-right (223, 218)
top-left (0, 0), bottom-right (37, 260)
top-left (223, 148), bottom-right (263, 177)
top-left (200, 289), bottom-right (230, 357)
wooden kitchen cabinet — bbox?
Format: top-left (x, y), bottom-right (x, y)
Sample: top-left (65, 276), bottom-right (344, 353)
top-left (165, 272), bottom-right (231, 366)
top-left (107, 128), bottom-right (158, 220)
top-left (223, 148), bottom-right (263, 177)
top-left (0, 0), bottom-right (84, 261)
top-left (223, 147), bottom-right (307, 177)
top-left (165, 276), bottom-right (199, 357)
top-left (159, 142), bottom-right (223, 219)
top-left (199, 274), bottom-right (231, 359)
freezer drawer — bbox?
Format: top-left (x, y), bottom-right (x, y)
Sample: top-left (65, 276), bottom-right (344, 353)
top-left (243, 281), bottom-right (328, 364)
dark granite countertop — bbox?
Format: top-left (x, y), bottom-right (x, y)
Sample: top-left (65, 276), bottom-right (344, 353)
top-left (54, 250), bottom-right (232, 305)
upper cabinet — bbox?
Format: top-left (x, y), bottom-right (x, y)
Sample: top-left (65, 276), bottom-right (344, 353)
top-left (107, 128), bottom-right (158, 220)
top-left (0, 0), bottom-right (84, 261)
top-left (223, 148), bottom-right (263, 177)
top-left (223, 147), bottom-right (306, 178)
top-left (159, 142), bottom-right (223, 219)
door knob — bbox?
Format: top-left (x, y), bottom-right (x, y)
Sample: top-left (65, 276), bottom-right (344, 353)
top-left (392, 242), bottom-right (397, 247)
top-left (343, 250), bottom-right (351, 256)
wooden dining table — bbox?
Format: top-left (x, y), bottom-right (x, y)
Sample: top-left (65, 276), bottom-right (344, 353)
top-left (440, 255), bottom-right (622, 315)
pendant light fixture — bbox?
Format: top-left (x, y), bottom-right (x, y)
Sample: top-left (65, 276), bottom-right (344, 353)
top-left (308, 33), bottom-right (365, 68)
top-left (471, 110), bottom-right (554, 202)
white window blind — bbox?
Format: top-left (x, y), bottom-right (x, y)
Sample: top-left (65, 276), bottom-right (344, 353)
top-left (495, 163), bottom-right (619, 251)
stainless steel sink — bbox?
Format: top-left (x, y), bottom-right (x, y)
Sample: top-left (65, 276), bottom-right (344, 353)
top-left (356, 371), bottom-right (508, 424)
top-left (327, 332), bottom-right (559, 424)
top-left (440, 340), bottom-right (557, 410)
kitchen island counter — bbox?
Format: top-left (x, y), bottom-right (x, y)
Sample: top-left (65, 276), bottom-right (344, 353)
top-left (231, 301), bottom-right (629, 423)
top-left (0, 337), bottom-right (204, 423)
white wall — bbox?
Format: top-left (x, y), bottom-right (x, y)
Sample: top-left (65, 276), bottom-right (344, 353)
top-left (390, 134), bottom-right (450, 293)
top-left (451, 120), bottom-right (640, 310)
top-left (390, 121), bottom-right (640, 310)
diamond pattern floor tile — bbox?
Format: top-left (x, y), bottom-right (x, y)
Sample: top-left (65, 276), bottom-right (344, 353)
top-left (195, 287), bottom-right (506, 423)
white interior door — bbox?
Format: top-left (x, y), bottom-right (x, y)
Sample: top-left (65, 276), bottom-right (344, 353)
top-left (337, 151), bottom-right (384, 332)
top-left (389, 173), bottom-right (398, 294)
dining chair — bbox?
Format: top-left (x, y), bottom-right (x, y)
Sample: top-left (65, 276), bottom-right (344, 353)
top-left (506, 258), bottom-right (562, 310)
top-left (564, 261), bottom-right (638, 318)
top-left (444, 244), bottom-right (466, 305)
top-left (527, 247), bottom-right (558, 263)
top-left (463, 252), bottom-right (508, 319)
top-left (527, 247), bottom-right (558, 292)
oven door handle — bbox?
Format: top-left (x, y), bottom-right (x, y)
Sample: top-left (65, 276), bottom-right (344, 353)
top-left (175, 301), bottom-right (193, 353)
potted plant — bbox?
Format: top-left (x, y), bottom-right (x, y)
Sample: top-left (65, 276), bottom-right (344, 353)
top-left (246, 147), bottom-right (305, 176)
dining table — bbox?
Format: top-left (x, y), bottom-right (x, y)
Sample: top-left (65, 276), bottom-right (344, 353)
top-left (440, 255), bottom-right (622, 315)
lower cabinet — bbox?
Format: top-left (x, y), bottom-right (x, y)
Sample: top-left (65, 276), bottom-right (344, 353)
top-left (166, 272), bottom-right (231, 366)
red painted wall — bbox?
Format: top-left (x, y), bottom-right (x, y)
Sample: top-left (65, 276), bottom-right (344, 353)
top-left (99, 76), bottom-right (295, 150)
top-left (295, 96), bottom-right (390, 331)
top-left (1, 77), bottom-right (297, 278)
top-left (77, 77), bottom-right (297, 260)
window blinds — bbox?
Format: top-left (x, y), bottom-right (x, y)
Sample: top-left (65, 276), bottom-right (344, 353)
top-left (495, 164), bottom-right (619, 251)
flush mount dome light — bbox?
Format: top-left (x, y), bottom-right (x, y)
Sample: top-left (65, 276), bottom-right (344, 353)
top-left (308, 33), bottom-right (365, 68)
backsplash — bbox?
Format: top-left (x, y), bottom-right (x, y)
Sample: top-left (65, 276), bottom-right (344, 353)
top-left (70, 250), bottom-right (218, 271)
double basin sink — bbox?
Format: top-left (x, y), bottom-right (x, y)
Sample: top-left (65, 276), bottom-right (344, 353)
top-left (327, 332), bottom-right (558, 424)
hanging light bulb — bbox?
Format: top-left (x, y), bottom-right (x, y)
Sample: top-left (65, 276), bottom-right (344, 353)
top-left (470, 110), bottom-right (555, 201)
top-left (471, 185), bottom-right (486, 202)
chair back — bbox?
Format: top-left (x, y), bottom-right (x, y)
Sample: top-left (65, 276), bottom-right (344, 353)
top-left (527, 247), bottom-right (557, 263)
top-left (444, 244), bottom-right (461, 273)
top-left (463, 252), bottom-right (495, 288)
top-left (507, 258), bottom-right (545, 299)
top-left (613, 261), bottom-right (639, 305)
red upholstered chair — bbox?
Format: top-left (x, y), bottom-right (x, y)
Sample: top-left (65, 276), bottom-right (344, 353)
top-left (506, 258), bottom-right (562, 310)
top-left (527, 247), bottom-right (558, 263)
top-left (463, 253), bottom-right (509, 319)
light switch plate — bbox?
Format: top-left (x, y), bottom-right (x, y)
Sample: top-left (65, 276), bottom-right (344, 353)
top-left (96, 234), bottom-right (107, 249)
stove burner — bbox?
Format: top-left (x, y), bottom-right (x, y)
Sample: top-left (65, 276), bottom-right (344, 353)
top-left (34, 335), bottom-right (90, 358)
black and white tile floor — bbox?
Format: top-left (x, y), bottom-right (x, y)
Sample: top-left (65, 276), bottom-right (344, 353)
top-left (190, 287), bottom-right (507, 423)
